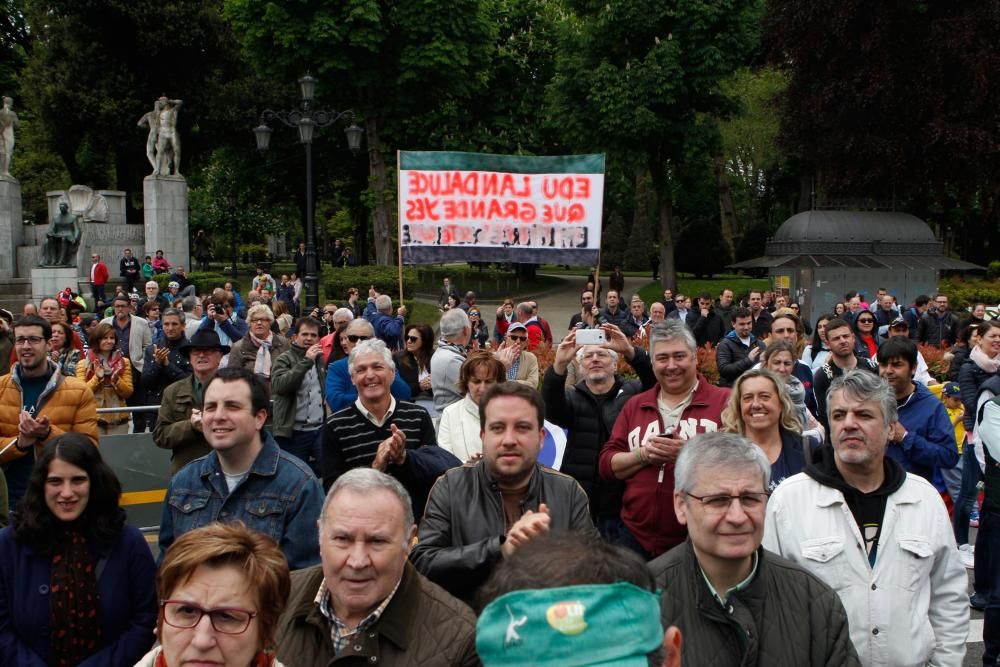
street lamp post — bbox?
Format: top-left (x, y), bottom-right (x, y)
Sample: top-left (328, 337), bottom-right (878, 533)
top-left (253, 74), bottom-right (363, 311)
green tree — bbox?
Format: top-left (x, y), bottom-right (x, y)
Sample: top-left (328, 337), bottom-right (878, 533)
top-left (716, 67), bottom-right (789, 258)
top-left (549, 0), bottom-right (762, 289)
top-left (225, 0), bottom-right (496, 266)
top-left (19, 0), bottom-right (254, 192)
top-left (188, 145), bottom-right (299, 267)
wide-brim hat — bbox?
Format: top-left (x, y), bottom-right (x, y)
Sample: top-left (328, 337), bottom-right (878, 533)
top-left (179, 329), bottom-right (231, 356)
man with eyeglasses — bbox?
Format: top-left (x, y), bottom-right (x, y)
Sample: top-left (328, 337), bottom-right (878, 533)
top-left (650, 432), bottom-right (858, 665)
top-left (599, 320), bottom-right (730, 559)
top-left (89, 253), bottom-right (109, 313)
top-left (918, 293), bottom-right (960, 347)
top-left (498, 322), bottom-right (539, 387)
top-left (0, 315), bottom-right (97, 506)
top-left (764, 371), bottom-right (967, 666)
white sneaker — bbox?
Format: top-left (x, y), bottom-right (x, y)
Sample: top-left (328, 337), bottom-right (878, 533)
top-left (958, 544), bottom-right (975, 569)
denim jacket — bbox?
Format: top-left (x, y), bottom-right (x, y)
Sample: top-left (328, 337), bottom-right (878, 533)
top-left (158, 433), bottom-right (323, 570)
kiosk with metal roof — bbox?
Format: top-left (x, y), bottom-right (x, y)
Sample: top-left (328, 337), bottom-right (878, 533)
top-left (729, 210), bottom-right (984, 325)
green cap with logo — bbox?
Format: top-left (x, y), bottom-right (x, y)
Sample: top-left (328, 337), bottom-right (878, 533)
top-left (476, 582), bottom-right (663, 666)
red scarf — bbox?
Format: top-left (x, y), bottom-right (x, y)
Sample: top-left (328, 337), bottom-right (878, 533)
top-left (84, 349), bottom-right (125, 385)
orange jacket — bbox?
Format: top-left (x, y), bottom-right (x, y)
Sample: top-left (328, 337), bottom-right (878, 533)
top-left (0, 362), bottom-right (99, 464)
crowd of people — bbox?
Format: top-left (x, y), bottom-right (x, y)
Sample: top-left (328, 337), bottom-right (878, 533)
top-left (0, 264), bottom-right (994, 665)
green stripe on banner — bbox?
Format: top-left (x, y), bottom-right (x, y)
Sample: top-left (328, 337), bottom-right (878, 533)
top-left (399, 151), bottom-right (605, 174)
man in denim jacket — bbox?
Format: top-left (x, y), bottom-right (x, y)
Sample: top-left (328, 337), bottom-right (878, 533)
top-left (158, 367), bottom-right (323, 570)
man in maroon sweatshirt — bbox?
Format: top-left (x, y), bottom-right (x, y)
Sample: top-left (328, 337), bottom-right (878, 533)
top-left (599, 319), bottom-right (729, 558)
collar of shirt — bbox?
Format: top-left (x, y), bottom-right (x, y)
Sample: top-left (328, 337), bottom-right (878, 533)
top-left (700, 550), bottom-right (759, 608)
top-left (355, 395), bottom-right (396, 427)
top-left (315, 576), bottom-right (402, 655)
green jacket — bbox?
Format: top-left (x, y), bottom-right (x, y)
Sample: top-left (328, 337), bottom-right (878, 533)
top-left (153, 375), bottom-right (210, 475)
top-left (271, 344), bottom-right (327, 439)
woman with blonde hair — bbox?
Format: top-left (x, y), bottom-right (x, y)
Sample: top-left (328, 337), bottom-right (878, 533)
top-left (135, 522), bottom-right (290, 667)
top-left (721, 368), bottom-right (813, 490)
top-left (77, 323), bottom-right (133, 435)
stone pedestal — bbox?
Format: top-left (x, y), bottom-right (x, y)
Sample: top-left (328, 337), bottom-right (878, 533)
top-left (0, 178), bottom-right (23, 279)
top-left (143, 175), bottom-right (189, 270)
top-left (31, 267), bottom-right (79, 302)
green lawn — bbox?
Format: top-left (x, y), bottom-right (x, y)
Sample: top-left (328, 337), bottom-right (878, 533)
top-left (636, 274), bottom-right (770, 305)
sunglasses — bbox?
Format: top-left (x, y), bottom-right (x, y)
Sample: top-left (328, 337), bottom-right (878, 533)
top-left (469, 312), bottom-right (480, 317)
top-left (508, 334), bottom-right (528, 342)
top-left (857, 318), bottom-right (874, 324)
top-left (406, 335), bottom-right (420, 343)
top-left (347, 334), bottom-right (372, 343)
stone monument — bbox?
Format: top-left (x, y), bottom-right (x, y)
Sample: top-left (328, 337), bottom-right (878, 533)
top-left (141, 96), bottom-right (189, 270)
top-left (27, 186), bottom-right (132, 303)
top-left (40, 202), bottom-right (81, 266)
top-left (0, 95), bottom-right (21, 279)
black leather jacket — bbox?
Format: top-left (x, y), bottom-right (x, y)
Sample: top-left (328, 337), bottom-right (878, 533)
top-left (410, 462), bottom-right (598, 602)
top-left (542, 348), bottom-right (655, 521)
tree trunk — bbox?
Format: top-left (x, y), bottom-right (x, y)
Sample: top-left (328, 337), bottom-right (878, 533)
top-left (366, 116), bottom-right (394, 266)
top-left (650, 159), bottom-right (677, 290)
top-left (715, 156), bottom-right (739, 263)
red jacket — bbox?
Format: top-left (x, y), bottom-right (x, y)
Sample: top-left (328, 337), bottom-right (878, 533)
top-left (599, 378), bottom-right (730, 556)
top-left (91, 262), bottom-right (109, 285)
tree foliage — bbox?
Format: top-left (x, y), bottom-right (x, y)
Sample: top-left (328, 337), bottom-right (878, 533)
top-left (765, 0), bottom-right (1000, 206)
top-left (188, 146), bottom-right (299, 251)
top-left (225, 0), bottom-right (496, 265)
top-left (548, 0), bottom-right (762, 288)
top-left (19, 0), bottom-right (255, 192)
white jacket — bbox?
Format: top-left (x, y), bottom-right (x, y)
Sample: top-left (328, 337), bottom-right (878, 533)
top-left (763, 471), bottom-right (967, 667)
top-left (437, 394), bottom-right (482, 463)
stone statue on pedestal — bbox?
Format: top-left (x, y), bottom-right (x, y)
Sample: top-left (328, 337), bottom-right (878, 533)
top-left (0, 96), bottom-right (19, 180)
top-left (139, 96), bottom-right (183, 177)
top-left (137, 98), bottom-right (164, 174)
top-left (40, 202), bottom-right (81, 267)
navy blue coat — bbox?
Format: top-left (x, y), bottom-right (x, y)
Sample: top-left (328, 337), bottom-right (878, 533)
top-left (0, 524), bottom-right (157, 666)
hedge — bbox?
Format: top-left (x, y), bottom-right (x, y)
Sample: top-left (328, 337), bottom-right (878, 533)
top-left (321, 265), bottom-right (417, 303)
top-left (153, 271), bottom-right (232, 295)
top-left (938, 277), bottom-right (1000, 311)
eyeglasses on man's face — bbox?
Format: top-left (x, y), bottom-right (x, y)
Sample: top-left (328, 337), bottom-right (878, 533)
top-left (684, 491), bottom-right (768, 514)
top-left (347, 334), bottom-right (372, 343)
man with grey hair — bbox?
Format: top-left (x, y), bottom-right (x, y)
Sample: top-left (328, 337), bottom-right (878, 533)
top-left (649, 432), bottom-right (859, 665)
top-left (599, 320), bottom-right (730, 558)
top-left (274, 468), bottom-right (478, 664)
top-left (179, 294), bottom-right (201, 339)
top-left (364, 286), bottom-right (406, 351)
top-left (319, 305), bottom-right (354, 360)
top-left (431, 307), bottom-right (471, 411)
top-left (542, 324), bottom-right (656, 539)
top-left (321, 338), bottom-right (458, 518)
top-left (764, 370), bottom-right (968, 665)
top-left (324, 318), bottom-right (411, 412)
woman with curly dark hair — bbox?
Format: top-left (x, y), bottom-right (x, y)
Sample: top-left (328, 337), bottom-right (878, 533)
top-left (393, 324), bottom-right (435, 399)
top-left (0, 434), bottom-right (157, 666)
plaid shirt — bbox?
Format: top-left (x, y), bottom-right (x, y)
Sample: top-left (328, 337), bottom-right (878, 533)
top-left (315, 577), bottom-right (402, 655)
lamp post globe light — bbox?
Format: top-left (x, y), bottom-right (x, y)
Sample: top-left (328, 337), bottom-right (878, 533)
top-left (254, 74), bottom-right (363, 311)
